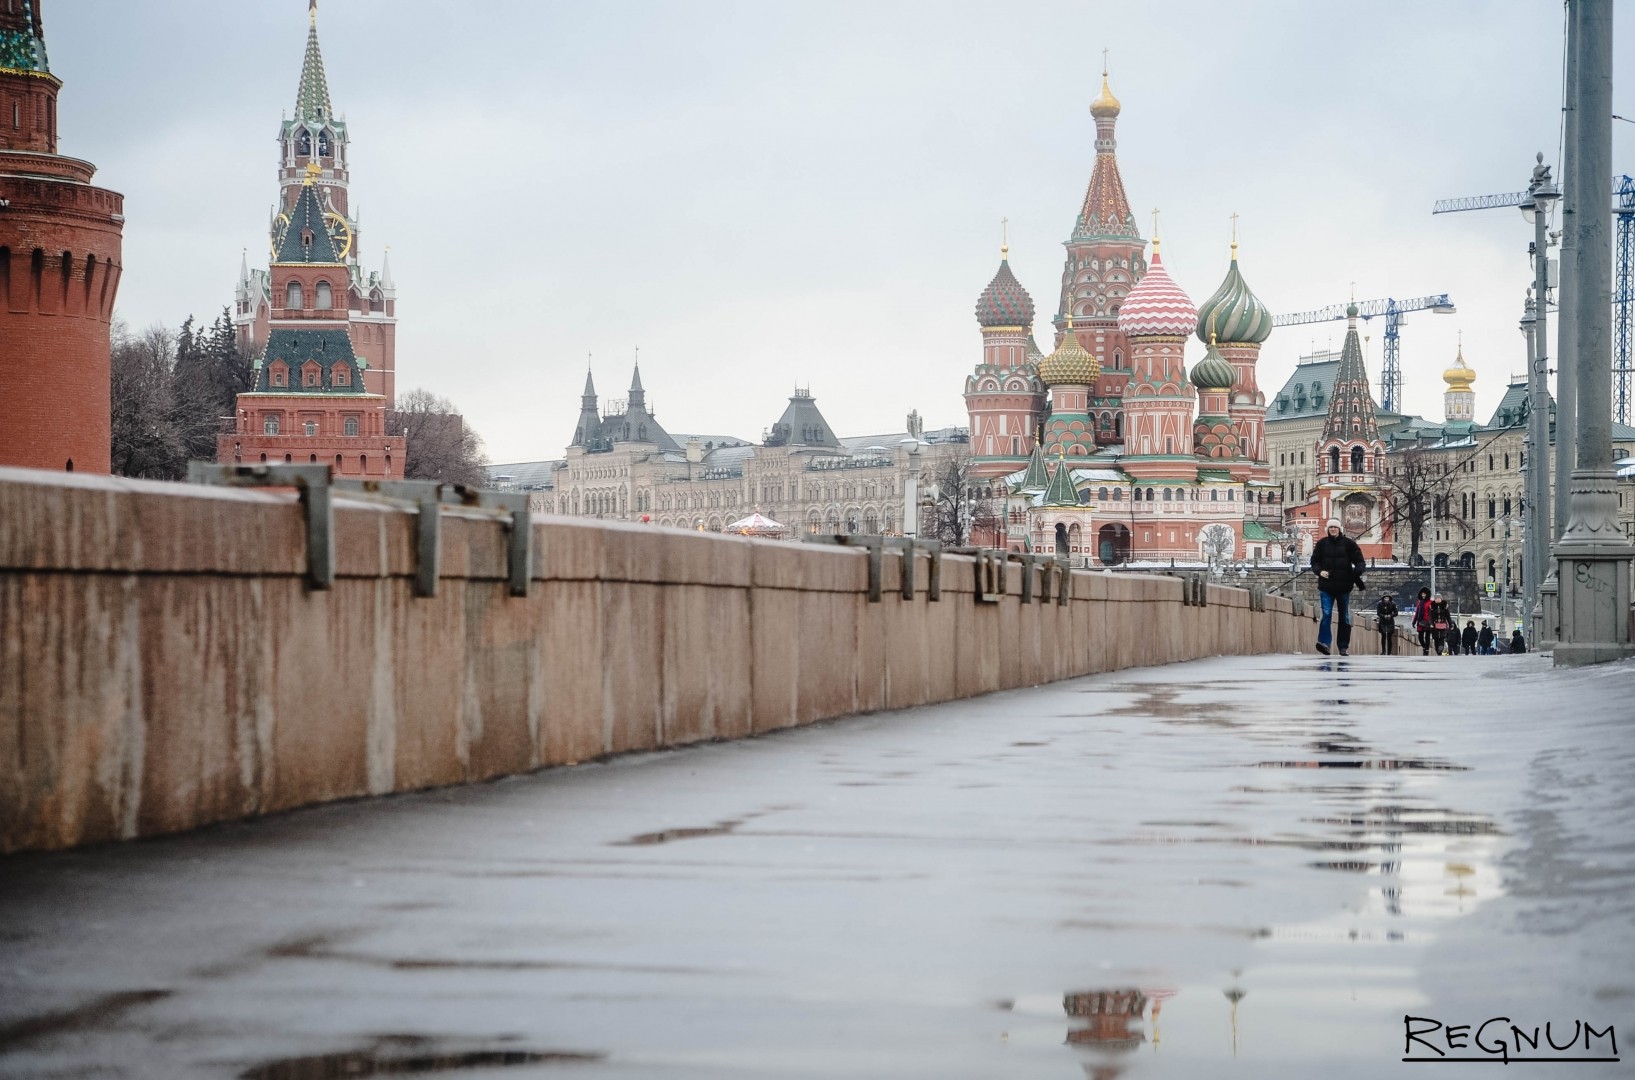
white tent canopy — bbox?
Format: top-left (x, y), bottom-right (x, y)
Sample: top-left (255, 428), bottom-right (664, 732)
top-left (727, 511), bottom-right (785, 536)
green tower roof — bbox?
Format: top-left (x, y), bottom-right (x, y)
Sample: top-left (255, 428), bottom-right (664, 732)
top-left (1042, 459), bottom-right (1080, 507)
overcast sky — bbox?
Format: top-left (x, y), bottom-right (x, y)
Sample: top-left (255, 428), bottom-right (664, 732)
top-left (45, 1), bottom-right (1634, 462)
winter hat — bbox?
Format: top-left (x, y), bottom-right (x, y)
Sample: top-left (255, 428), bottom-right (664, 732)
top-left (1325, 517), bottom-right (1342, 531)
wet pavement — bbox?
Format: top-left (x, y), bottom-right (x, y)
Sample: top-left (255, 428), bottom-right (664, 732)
top-left (2, 652), bottom-right (1633, 1079)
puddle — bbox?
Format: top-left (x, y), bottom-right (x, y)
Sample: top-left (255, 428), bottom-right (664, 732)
top-left (0, 989), bottom-right (173, 1050)
top-left (239, 1039), bottom-right (605, 1079)
top-left (614, 818), bottom-right (742, 846)
top-left (1253, 758), bottom-right (1467, 771)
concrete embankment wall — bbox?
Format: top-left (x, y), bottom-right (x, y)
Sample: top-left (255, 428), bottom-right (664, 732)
top-left (0, 468), bottom-right (1360, 854)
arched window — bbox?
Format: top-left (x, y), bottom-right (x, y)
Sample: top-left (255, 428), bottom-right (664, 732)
top-left (1098, 487), bottom-right (1109, 501)
top-left (263, 414), bottom-right (280, 435)
top-left (297, 130), bottom-right (311, 156)
top-left (314, 280), bottom-right (332, 309)
top-left (317, 130), bottom-right (331, 157)
top-left (344, 416), bottom-right (358, 437)
top-left (1328, 446), bottom-right (1341, 474)
top-left (1111, 489), bottom-right (1122, 501)
top-left (303, 420), bottom-right (317, 437)
top-left (333, 366), bottom-right (349, 386)
top-left (360, 454), bottom-right (368, 472)
top-left (285, 280), bottom-right (303, 310)
top-left (1351, 446), bottom-right (1365, 472)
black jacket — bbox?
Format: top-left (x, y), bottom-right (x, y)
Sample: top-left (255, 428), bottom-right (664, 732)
top-left (1462, 624), bottom-right (1478, 647)
top-left (1310, 533), bottom-right (1366, 596)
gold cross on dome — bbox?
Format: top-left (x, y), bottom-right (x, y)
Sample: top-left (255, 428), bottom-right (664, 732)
top-left (1102, 48), bottom-right (1109, 76)
top-left (1229, 211), bottom-right (1239, 250)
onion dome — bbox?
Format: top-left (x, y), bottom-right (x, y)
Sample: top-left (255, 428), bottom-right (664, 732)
top-left (1038, 320), bottom-right (1102, 387)
top-left (1190, 335), bottom-right (1237, 391)
top-left (1443, 341), bottom-right (1476, 389)
top-left (975, 248), bottom-right (1036, 328)
top-left (1195, 245), bottom-right (1272, 344)
top-left (1117, 247), bottom-right (1196, 338)
top-left (1090, 70), bottom-right (1121, 119)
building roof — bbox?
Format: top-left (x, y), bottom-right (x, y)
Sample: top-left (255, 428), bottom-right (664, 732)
top-left (273, 183), bottom-right (342, 265)
top-left (295, 7), bottom-right (332, 122)
top-left (1320, 307), bottom-right (1382, 444)
top-left (257, 328), bottom-right (366, 393)
top-left (1243, 520), bottom-right (1281, 542)
top-left (1042, 459), bottom-right (1083, 507)
top-left (1075, 72), bottom-right (1136, 242)
top-left (766, 391), bottom-right (840, 449)
top-left (1267, 353), bottom-right (1343, 421)
top-left (486, 460), bottom-right (562, 492)
top-left (1195, 246), bottom-right (1273, 345)
top-left (1117, 247), bottom-right (1196, 339)
top-left (975, 253), bottom-right (1035, 328)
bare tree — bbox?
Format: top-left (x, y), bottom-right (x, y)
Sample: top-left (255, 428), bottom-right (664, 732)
top-left (387, 388), bottom-right (490, 487)
top-left (925, 445), bottom-right (999, 546)
top-left (1381, 447), bottom-right (1473, 562)
top-left (1200, 523), bottom-right (1235, 564)
top-left (109, 322), bottom-right (187, 479)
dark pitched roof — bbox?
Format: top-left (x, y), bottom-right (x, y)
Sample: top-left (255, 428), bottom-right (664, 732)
top-left (274, 184), bottom-right (342, 265)
top-left (1267, 355), bottom-right (1342, 420)
top-left (258, 328), bottom-right (367, 393)
top-left (765, 392), bottom-right (840, 449)
top-left (1321, 316), bottom-right (1382, 443)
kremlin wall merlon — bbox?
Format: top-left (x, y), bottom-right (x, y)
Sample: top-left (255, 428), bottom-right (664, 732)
top-left (0, 1), bottom-right (124, 475)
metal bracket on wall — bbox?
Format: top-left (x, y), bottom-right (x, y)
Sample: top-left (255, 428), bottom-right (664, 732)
top-left (883, 538), bottom-right (942, 601)
top-left (1009, 552), bottom-right (1070, 606)
top-left (187, 464), bottom-right (533, 597)
top-left (803, 534), bottom-right (884, 601)
top-left (949, 547), bottom-right (1006, 603)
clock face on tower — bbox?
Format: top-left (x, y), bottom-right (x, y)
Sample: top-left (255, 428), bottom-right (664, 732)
top-left (323, 212), bottom-right (353, 260)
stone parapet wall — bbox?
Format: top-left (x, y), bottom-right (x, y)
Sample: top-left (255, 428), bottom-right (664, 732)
top-left (1115, 564), bottom-right (1483, 615)
top-left (0, 468), bottom-right (1362, 854)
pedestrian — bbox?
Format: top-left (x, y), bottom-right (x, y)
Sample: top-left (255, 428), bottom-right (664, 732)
top-left (1430, 596), bottom-right (1453, 655)
top-left (1461, 619), bottom-right (1478, 655)
top-left (1411, 587), bottom-right (1435, 655)
top-left (1477, 620), bottom-right (1495, 655)
top-left (1375, 593), bottom-right (1399, 655)
top-left (1310, 518), bottom-right (1365, 656)
top-left (1510, 628), bottom-right (1527, 654)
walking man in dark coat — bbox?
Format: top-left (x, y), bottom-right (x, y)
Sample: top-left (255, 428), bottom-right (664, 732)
top-left (1310, 518), bottom-right (1366, 656)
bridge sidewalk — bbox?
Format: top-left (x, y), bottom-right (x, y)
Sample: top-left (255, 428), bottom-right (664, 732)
top-left (1, 652), bottom-right (1631, 1078)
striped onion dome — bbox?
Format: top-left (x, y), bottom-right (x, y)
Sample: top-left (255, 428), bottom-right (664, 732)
top-left (1195, 248), bottom-right (1273, 344)
top-left (1190, 336), bottom-right (1237, 390)
top-left (1117, 248), bottom-right (1196, 339)
top-left (974, 251), bottom-right (1035, 328)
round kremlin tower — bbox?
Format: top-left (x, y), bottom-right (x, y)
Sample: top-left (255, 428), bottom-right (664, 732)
top-left (0, 1), bottom-right (124, 473)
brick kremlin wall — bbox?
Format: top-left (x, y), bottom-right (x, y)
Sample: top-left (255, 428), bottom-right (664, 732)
top-left (0, 467), bottom-right (1367, 855)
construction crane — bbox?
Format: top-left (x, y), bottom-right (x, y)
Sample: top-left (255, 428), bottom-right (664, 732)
top-left (1433, 175), bottom-right (1635, 426)
top-left (1272, 295), bottom-right (1456, 413)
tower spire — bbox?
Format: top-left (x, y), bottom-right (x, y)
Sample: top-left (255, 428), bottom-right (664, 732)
top-left (295, 1), bottom-right (332, 122)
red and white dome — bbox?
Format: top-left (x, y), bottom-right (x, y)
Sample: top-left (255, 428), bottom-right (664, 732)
top-left (1117, 248), bottom-right (1197, 339)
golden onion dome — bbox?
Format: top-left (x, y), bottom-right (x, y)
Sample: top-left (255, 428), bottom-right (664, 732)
top-left (1090, 70), bottom-right (1121, 119)
top-left (1038, 322), bottom-right (1102, 386)
top-left (1443, 343), bottom-right (1476, 389)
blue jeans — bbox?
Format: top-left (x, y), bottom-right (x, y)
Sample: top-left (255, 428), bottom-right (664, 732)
top-left (1317, 590), bottom-right (1351, 651)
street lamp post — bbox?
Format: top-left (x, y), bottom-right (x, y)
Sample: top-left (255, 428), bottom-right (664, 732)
top-left (1519, 293), bottom-right (1539, 642)
top-left (1519, 157), bottom-right (1558, 649)
top-left (1555, 0), bottom-right (1635, 665)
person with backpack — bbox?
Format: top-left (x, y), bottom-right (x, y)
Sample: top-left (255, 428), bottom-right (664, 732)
top-left (1310, 518), bottom-right (1366, 656)
top-left (1429, 595), bottom-right (1453, 655)
top-left (1411, 587), bottom-right (1435, 655)
top-left (1375, 594), bottom-right (1400, 655)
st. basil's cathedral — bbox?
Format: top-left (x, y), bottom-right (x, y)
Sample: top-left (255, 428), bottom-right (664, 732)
top-left (964, 68), bottom-right (1391, 565)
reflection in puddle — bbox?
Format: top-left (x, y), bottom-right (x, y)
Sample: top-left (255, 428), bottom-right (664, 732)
top-left (239, 1038), bottom-right (605, 1079)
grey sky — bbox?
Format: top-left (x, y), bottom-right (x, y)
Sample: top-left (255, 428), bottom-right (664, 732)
top-left (46, 1), bottom-right (1633, 462)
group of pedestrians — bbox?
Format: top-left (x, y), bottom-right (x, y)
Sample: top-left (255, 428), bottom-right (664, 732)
top-left (1374, 587), bottom-right (1526, 655)
top-left (1310, 518), bottom-right (1528, 658)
